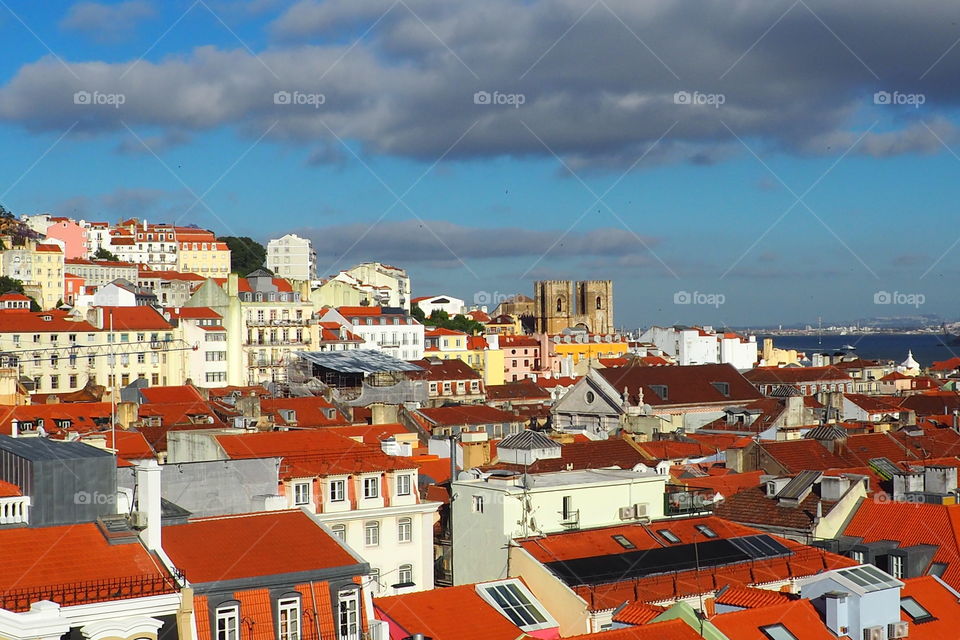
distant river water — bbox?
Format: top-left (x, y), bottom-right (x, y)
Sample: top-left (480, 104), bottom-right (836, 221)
top-left (759, 333), bottom-right (960, 368)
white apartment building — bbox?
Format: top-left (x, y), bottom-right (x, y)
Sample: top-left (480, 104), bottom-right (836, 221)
top-left (344, 262), bottom-right (411, 310)
top-left (452, 467), bottom-right (668, 585)
top-left (640, 325), bottom-right (758, 370)
top-left (64, 258), bottom-right (138, 288)
top-left (285, 463), bottom-right (439, 596)
top-left (267, 233), bottom-right (317, 281)
top-left (320, 307), bottom-right (424, 361)
top-left (412, 294), bottom-right (465, 317)
top-left (0, 306), bottom-right (187, 394)
top-left (164, 307), bottom-right (229, 387)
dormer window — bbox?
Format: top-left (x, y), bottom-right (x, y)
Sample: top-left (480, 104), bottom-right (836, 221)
top-left (277, 596), bottom-right (300, 640)
top-left (650, 385), bottom-right (668, 401)
top-left (711, 381), bottom-right (730, 396)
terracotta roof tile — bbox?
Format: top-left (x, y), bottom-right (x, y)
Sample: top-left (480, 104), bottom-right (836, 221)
top-left (163, 511), bottom-right (359, 584)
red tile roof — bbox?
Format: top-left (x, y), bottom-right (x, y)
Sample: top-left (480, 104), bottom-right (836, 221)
top-left (714, 584), bottom-right (793, 609)
top-left (259, 396), bottom-right (349, 427)
top-left (843, 501), bottom-right (960, 588)
top-left (139, 385), bottom-right (206, 404)
top-left (163, 510), bottom-right (359, 583)
top-left (744, 366), bottom-right (852, 385)
top-left (375, 583), bottom-right (536, 640)
top-left (407, 358), bottom-right (482, 382)
top-left (415, 405), bottom-right (522, 428)
top-left (101, 306), bottom-right (173, 330)
top-left (599, 364), bottom-right (763, 407)
top-left (899, 575), bottom-right (960, 639)
top-left (0, 309), bottom-right (97, 332)
top-left (931, 357), bottom-right (960, 372)
top-left (753, 439), bottom-right (848, 472)
top-left (611, 601), bottom-right (666, 625)
top-left (566, 619), bottom-right (703, 640)
top-left (487, 437), bottom-right (646, 473)
top-left (711, 600), bottom-right (835, 639)
top-left (485, 380), bottom-right (550, 401)
top-left (0, 523), bottom-right (176, 611)
top-left (0, 479), bottom-right (21, 497)
top-left (164, 307), bottom-right (221, 320)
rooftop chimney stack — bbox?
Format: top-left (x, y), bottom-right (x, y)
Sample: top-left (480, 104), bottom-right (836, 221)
top-left (135, 460), bottom-right (162, 551)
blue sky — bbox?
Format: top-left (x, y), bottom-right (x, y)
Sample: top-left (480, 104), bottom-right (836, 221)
top-left (2, 0), bottom-right (960, 328)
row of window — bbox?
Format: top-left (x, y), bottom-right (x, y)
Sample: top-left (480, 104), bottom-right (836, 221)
top-left (326, 518), bottom-right (414, 546)
top-left (293, 474), bottom-right (413, 505)
top-left (12, 331), bottom-right (167, 345)
top-left (30, 372), bottom-right (162, 390)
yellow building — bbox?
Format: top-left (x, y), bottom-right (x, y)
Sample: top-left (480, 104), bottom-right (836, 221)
top-left (424, 329), bottom-right (504, 387)
top-left (549, 333), bottom-right (629, 366)
top-left (175, 228), bottom-right (231, 276)
top-left (312, 277), bottom-right (371, 311)
top-left (0, 239), bottom-right (64, 310)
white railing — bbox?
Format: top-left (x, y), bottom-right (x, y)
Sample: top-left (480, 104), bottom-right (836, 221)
top-left (0, 496), bottom-right (30, 525)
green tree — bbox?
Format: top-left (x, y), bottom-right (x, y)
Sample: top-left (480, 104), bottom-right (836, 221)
top-left (411, 303), bottom-right (426, 322)
top-left (219, 236), bottom-right (266, 275)
top-left (420, 308), bottom-right (484, 335)
top-left (93, 247), bottom-right (120, 261)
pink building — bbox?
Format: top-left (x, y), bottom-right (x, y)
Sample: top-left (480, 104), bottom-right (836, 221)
top-left (63, 272), bottom-right (85, 306)
top-left (43, 217), bottom-right (88, 259)
top-left (500, 334), bottom-right (543, 382)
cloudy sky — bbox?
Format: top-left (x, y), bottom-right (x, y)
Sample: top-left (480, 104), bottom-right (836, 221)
top-left (2, 0), bottom-right (960, 328)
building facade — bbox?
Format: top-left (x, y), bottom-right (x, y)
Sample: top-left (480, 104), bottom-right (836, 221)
top-left (266, 233), bottom-right (317, 281)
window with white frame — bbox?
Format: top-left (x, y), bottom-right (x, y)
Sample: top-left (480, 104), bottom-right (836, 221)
top-left (329, 479), bottom-right (345, 502)
top-left (293, 482), bottom-right (310, 505)
top-left (398, 564), bottom-right (413, 585)
top-left (330, 523), bottom-right (346, 540)
top-left (472, 495), bottom-right (484, 513)
top-left (396, 474), bottom-right (412, 496)
top-left (277, 598), bottom-right (300, 640)
top-left (215, 604), bottom-right (239, 640)
top-left (398, 517), bottom-right (412, 543)
top-left (363, 476), bottom-right (379, 499)
top-left (890, 554), bottom-right (904, 579)
top-left (364, 521), bottom-right (380, 546)
top-left (337, 589), bottom-right (360, 640)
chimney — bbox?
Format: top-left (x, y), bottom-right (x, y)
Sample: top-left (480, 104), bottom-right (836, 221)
top-left (784, 395), bottom-right (804, 427)
top-left (823, 592), bottom-right (849, 636)
top-left (227, 273), bottom-right (239, 297)
top-left (899, 410), bottom-right (916, 427)
top-left (893, 471), bottom-right (924, 500)
top-left (236, 394), bottom-right (261, 419)
top-left (135, 460), bottom-right (162, 551)
top-left (924, 466), bottom-right (956, 495)
top-left (727, 446), bottom-right (745, 473)
top-left (117, 401), bottom-right (138, 429)
top-left (819, 475), bottom-right (851, 502)
top-left (371, 403), bottom-right (398, 425)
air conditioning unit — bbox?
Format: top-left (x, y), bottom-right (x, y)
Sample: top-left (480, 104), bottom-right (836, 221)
top-left (130, 511), bottom-right (148, 529)
top-left (634, 503), bottom-right (648, 518)
top-left (888, 621), bottom-right (909, 638)
top-left (619, 506), bottom-right (635, 520)
top-left (863, 626), bottom-right (884, 640)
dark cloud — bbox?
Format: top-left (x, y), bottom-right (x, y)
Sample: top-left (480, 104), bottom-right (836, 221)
top-left (4, 0), bottom-right (960, 170)
top-left (295, 219), bottom-right (661, 268)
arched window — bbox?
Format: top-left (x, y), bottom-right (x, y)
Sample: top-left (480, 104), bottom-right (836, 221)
top-left (556, 297), bottom-right (563, 312)
top-left (596, 296), bottom-right (602, 309)
top-left (398, 517), bottom-right (412, 542)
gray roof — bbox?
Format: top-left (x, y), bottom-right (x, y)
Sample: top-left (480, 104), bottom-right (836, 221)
top-left (0, 434), bottom-right (114, 461)
top-left (499, 430), bottom-right (560, 451)
top-left (804, 424), bottom-right (847, 441)
top-left (776, 470), bottom-right (822, 500)
top-left (295, 350), bottom-right (423, 374)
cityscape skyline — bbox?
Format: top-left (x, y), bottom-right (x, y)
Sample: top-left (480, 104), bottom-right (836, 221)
top-left (3, 1), bottom-right (960, 326)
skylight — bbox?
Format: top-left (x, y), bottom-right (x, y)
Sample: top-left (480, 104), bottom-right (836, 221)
top-left (657, 529), bottom-right (681, 544)
top-left (928, 562), bottom-right (948, 578)
top-left (695, 524), bottom-right (718, 538)
top-left (901, 596), bottom-right (933, 622)
top-left (476, 579), bottom-right (557, 632)
top-left (836, 564), bottom-right (903, 591)
top-left (760, 624), bottom-right (798, 640)
top-left (612, 534), bottom-right (635, 549)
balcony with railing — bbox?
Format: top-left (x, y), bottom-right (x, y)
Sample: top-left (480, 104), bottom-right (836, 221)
top-left (0, 496), bottom-right (29, 525)
top-left (664, 484), bottom-right (715, 516)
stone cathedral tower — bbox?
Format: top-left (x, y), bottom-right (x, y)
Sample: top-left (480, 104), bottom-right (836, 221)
top-left (534, 280), bottom-right (613, 334)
